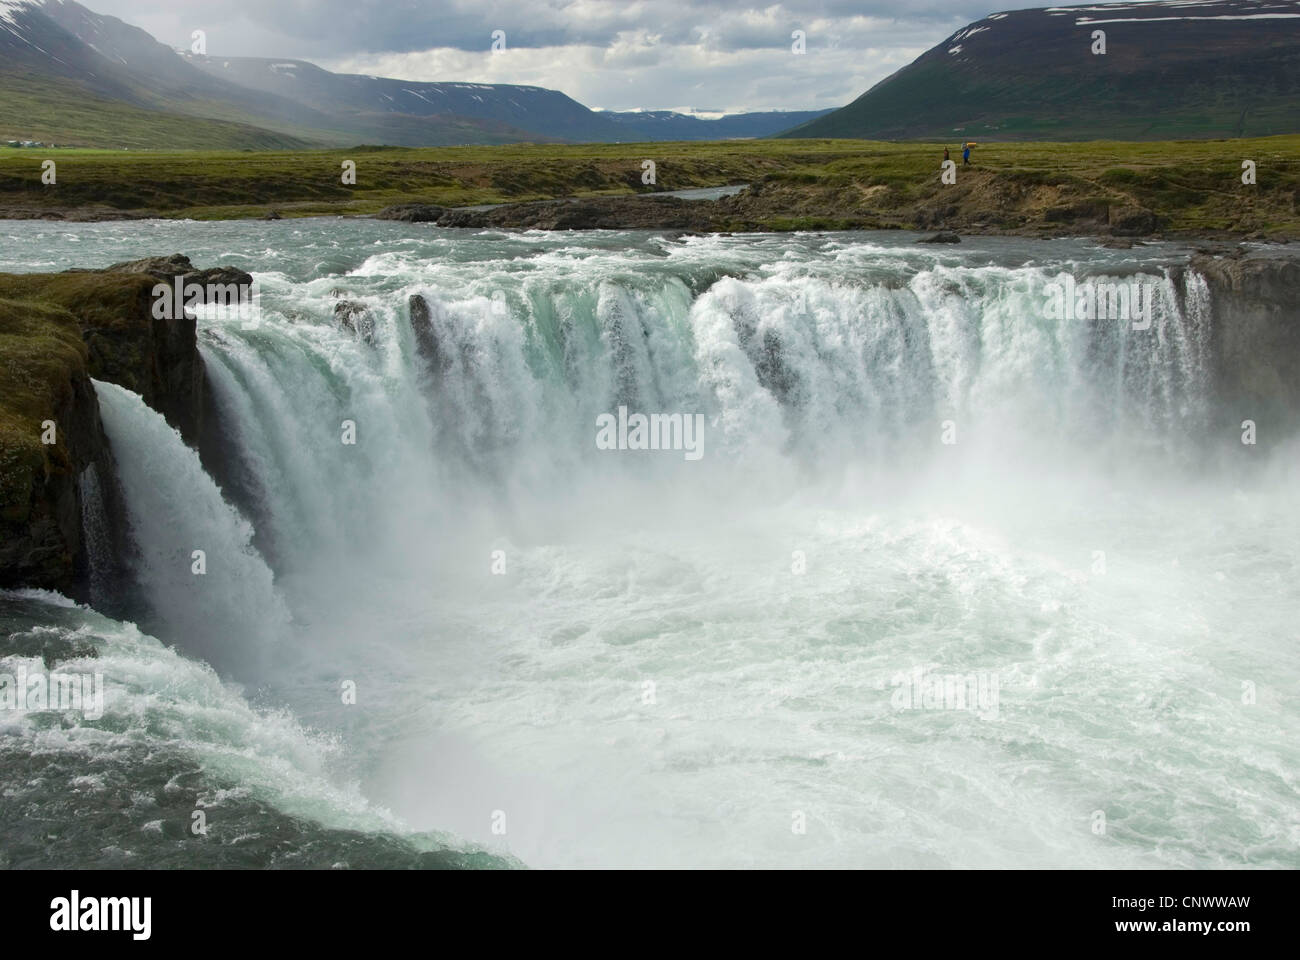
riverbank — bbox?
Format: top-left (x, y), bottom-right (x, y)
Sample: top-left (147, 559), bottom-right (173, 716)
top-left (2, 137), bottom-right (1298, 239)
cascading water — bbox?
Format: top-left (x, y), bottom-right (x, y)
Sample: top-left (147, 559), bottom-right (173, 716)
top-left (94, 381), bottom-right (291, 679)
top-left (2, 220), bottom-right (1296, 868)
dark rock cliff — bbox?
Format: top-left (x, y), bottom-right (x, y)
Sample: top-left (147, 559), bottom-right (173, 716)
top-left (1184, 251), bottom-right (1300, 435)
top-left (0, 299), bottom-right (121, 598)
top-left (0, 255), bottom-right (252, 600)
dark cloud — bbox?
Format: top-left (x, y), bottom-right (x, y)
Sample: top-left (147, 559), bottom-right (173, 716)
top-left (84, 0), bottom-right (1006, 55)
top-left (79, 0), bottom-right (1154, 111)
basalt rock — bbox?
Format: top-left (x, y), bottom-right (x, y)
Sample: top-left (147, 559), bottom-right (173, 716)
top-left (1184, 252), bottom-right (1300, 435)
top-left (438, 196), bottom-right (719, 232)
top-left (408, 294), bottom-right (448, 376)
top-left (0, 255), bottom-right (249, 598)
top-left (0, 296), bottom-right (128, 602)
top-left (100, 255), bottom-right (255, 298)
top-left (1109, 206), bottom-right (1159, 237)
top-left (335, 299), bottom-right (376, 345)
top-left (58, 254), bottom-right (255, 445)
top-left (375, 204), bottom-right (447, 223)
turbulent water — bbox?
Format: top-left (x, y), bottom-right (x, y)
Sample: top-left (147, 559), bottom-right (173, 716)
top-left (2, 219), bottom-right (1297, 868)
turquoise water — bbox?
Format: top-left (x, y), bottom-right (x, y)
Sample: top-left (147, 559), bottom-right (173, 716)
top-left (2, 220), bottom-right (1296, 867)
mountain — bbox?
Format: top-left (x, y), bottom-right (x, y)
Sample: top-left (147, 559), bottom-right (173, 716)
top-left (1, 0), bottom-right (319, 147)
top-left (2, 0), bottom-right (829, 148)
top-left (185, 61), bottom-right (834, 144)
top-left (784, 0), bottom-right (1300, 141)
top-left (3, 0), bottom-right (553, 147)
top-left (185, 56), bottom-right (623, 144)
top-left (604, 110), bottom-right (833, 141)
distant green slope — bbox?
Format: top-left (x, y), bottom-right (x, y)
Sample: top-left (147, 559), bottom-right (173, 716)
top-left (0, 74), bottom-right (314, 151)
top-left (0, 1), bottom-right (545, 149)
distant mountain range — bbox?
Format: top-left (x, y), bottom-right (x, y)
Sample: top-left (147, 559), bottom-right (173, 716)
top-left (0, 0), bottom-right (827, 148)
top-left (785, 0), bottom-right (1300, 141)
top-left (602, 109), bottom-right (832, 141)
top-left (10, 0), bottom-right (1293, 150)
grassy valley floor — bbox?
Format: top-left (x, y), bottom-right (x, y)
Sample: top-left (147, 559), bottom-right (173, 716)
top-left (0, 136), bottom-right (1297, 238)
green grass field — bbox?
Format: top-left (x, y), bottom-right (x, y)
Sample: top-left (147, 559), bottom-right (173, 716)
top-left (0, 75), bottom-right (315, 152)
top-left (0, 136), bottom-right (1297, 234)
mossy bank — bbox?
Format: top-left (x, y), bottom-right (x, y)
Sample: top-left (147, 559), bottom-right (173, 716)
top-left (0, 256), bottom-right (250, 601)
top-left (1, 137), bottom-right (1298, 238)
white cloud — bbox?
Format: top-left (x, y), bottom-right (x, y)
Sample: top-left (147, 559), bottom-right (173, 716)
top-left (322, 15), bottom-right (939, 112)
top-left (75, 0), bottom-right (1160, 112)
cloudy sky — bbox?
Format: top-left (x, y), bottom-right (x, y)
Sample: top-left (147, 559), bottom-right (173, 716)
top-left (83, 1), bottom-right (1148, 114)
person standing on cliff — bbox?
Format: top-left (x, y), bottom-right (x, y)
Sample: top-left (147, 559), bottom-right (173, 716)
top-left (944, 147), bottom-right (950, 163)
top-left (962, 143), bottom-right (971, 165)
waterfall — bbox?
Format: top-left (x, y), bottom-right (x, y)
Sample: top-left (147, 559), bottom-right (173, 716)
top-left (71, 242), bottom-right (1222, 683)
top-left (53, 230), bottom-right (1287, 870)
top-left (142, 253), bottom-right (1222, 681)
top-left (193, 258), bottom-right (1216, 552)
top-left (76, 462), bottom-right (114, 609)
top-left (93, 381), bottom-right (290, 678)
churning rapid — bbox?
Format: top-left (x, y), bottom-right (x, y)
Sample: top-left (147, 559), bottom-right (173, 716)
top-left (2, 220), bottom-right (1297, 869)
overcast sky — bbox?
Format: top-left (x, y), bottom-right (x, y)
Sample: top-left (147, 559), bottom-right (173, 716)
top-left (82, 1), bottom-right (1152, 114)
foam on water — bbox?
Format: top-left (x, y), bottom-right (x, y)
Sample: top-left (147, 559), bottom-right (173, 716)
top-left (0, 591), bottom-right (508, 867)
top-left (2, 222), bottom-right (1297, 867)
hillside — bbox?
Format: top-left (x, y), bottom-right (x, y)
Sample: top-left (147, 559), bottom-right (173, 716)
top-left (785, 0), bottom-right (1300, 141)
top-left (1, 0), bottom-right (328, 146)
top-left (0, 74), bottom-right (314, 150)
top-left (5, 0), bottom-right (550, 147)
top-left (186, 60), bottom-right (830, 145)
top-left (2, 0), bottom-right (828, 148)
top-left (186, 57), bottom-right (621, 145)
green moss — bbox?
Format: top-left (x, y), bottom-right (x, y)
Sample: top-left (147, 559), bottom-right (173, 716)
top-left (0, 272), bottom-right (154, 332)
top-left (0, 293), bottom-right (87, 518)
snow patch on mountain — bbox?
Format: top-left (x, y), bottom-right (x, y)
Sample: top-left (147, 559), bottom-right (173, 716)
top-left (1, 0), bottom-right (34, 30)
top-left (1, 0), bottom-right (45, 52)
top-left (1075, 12), bottom-right (1300, 22)
top-left (1044, 0), bottom-right (1300, 19)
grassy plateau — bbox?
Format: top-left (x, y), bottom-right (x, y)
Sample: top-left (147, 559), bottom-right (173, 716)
top-left (0, 136), bottom-right (1296, 235)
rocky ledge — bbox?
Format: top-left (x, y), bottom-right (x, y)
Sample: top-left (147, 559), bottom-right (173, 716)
top-left (0, 255), bottom-right (251, 601)
top-left (375, 196), bottom-right (724, 231)
top-left (1180, 251), bottom-right (1300, 429)
top-left (378, 170), bottom-right (1298, 241)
